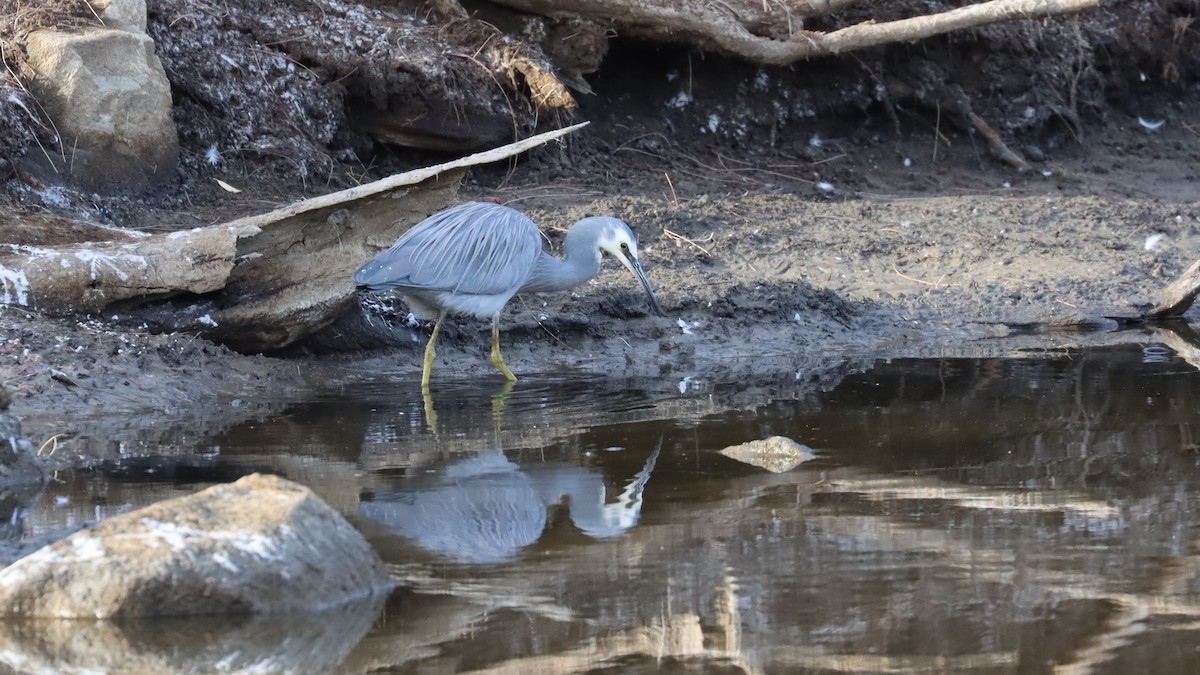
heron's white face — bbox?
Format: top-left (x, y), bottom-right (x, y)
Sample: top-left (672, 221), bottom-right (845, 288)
top-left (584, 217), bottom-right (665, 316)
top-left (597, 223), bottom-right (640, 275)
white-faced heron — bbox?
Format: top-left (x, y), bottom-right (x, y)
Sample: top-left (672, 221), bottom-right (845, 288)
top-left (354, 201), bottom-right (665, 386)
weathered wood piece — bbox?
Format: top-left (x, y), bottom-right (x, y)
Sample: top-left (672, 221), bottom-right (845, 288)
top-left (1147, 256), bottom-right (1200, 319)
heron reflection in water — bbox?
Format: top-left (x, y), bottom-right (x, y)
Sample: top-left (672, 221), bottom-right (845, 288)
top-left (359, 444), bottom-right (660, 564)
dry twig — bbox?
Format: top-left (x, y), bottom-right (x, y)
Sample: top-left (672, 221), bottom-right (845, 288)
top-left (893, 265), bottom-right (946, 288)
top-left (662, 228), bottom-right (713, 257)
top-left (664, 172), bottom-right (680, 207)
top-left (968, 112), bottom-right (1031, 172)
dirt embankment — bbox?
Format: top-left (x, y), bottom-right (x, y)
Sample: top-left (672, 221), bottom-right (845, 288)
top-left (0, 0), bottom-right (1198, 447)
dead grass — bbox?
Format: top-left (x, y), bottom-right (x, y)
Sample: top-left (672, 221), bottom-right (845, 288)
top-left (0, 0), bottom-right (100, 76)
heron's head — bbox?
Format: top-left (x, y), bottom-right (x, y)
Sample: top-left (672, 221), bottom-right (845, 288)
top-left (591, 218), bottom-right (642, 273)
top-left (579, 217), bottom-right (666, 317)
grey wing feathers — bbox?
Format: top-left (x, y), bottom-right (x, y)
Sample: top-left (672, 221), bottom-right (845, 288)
top-left (354, 202), bottom-right (541, 294)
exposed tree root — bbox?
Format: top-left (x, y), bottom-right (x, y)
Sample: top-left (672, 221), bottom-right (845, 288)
top-left (491, 0), bottom-right (1100, 64)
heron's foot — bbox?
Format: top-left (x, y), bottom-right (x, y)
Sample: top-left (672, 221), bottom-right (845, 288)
top-left (490, 343), bottom-right (518, 382)
top-left (490, 319), bottom-right (518, 382)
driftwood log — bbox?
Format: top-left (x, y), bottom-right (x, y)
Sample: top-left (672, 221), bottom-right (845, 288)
top-left (0, 123), bottom-right (588, 353)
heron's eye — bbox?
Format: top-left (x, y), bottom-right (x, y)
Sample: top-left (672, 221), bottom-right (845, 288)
top-left (620, 242), bottom-right (630, 251)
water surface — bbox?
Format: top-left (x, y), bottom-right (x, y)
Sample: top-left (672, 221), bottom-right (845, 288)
top-left (7, 344), bottom-right (1200, 674)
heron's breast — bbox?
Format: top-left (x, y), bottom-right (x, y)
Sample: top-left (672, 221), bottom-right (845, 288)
top-left (433, 290), bottom-right (517, 319)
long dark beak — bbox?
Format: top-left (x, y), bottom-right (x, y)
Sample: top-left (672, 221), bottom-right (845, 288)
top-left (630, 256), bottom-right (666, 317)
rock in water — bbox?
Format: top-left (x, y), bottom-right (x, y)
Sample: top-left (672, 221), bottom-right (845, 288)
top-left (719, 436), bottom-right (817, 473)
top-left (0, 473), bottom-right (394, 618)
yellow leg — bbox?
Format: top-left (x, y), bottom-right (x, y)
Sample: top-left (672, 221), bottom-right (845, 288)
top-left (490, 314), bottom-right (518, 382)
top-left (421, 311), bottom-right (446, 390)
top-left (422, 385), bottom-right (439, 436)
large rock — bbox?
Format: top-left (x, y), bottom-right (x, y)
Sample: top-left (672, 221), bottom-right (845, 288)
top-left (0, 473), bottom-right (393, 618)
top-left (23, 24), bottom-right (178, 192)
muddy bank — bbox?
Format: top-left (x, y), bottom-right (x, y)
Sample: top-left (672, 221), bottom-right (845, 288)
top-left (6, 183), bottom-right (1197, 437)
top-left (336, 188), bottom-right (1196, 377)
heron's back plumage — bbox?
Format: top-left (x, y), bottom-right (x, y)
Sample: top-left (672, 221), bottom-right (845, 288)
top-left (354, 202), bottom-right (543, 319)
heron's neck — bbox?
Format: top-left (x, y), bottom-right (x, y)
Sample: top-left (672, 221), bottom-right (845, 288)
top-left (521, 235), bottom-right (602, 293)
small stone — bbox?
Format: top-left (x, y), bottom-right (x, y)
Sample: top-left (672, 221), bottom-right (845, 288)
top-left (720, 436), bottom-right (816, 473)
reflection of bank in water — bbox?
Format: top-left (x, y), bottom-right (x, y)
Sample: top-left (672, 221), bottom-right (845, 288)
top-left (360, 444), bottom-right (660, 564)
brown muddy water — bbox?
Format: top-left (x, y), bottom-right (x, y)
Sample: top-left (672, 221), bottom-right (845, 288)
top-left (6, 343), bottom-right (1200, 674)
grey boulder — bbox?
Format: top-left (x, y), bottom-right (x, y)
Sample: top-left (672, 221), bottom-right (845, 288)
top-left (0, 473), bottom-right (393, 618)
